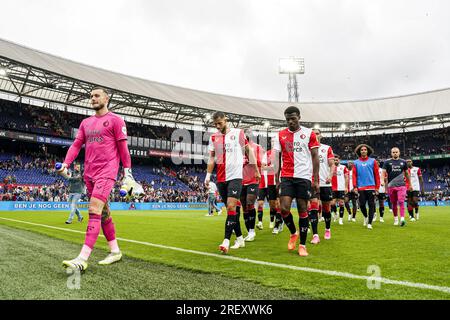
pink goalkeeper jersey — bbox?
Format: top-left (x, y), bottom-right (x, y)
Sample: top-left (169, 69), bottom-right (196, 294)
top-left (75, 112), bottom-right (128, 180)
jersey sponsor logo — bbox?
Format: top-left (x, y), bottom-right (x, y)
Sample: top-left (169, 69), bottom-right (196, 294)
top-left (122, 126), bottom-right (127, 135)
top-left (232, 190), bottom-right (237, 195)
top-left (230, 135), bottom-right (236, 140)
top-left (300, 134), bottom-right (306, 140)
top-left (319, 154), bottom-right (325, 164)
top-left (87, 129), bottom-right (104, 143)
top-left (224, 142), bottom-right (237, 153)
top-left (285, 141), bottom-right (304, 153)
top-left (103, 120), bottom-right (109, 127)
top-left (281, 136), bottom-right (288, 140)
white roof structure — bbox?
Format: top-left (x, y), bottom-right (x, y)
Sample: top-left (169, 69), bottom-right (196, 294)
top-left (0, 37), bottom-right (449, 128)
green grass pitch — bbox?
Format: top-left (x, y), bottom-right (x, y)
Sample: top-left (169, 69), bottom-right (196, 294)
top-left (0, 207), bottom-right (449, 300)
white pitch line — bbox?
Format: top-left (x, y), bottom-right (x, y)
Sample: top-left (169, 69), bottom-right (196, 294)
top-left (1, 216), bottom-right (449, 295)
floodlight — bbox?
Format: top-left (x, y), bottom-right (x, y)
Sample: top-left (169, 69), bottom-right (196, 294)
top-left (0, 68), bottom-right (8, 76)
top-left (314, 124), bottom-right (320, 130)
top-left (263, 121), bottom-right (271, 128)
top-left (279, 57), bottom-right (305, 74)
top-left (340, 124), bottom-right (347, 130)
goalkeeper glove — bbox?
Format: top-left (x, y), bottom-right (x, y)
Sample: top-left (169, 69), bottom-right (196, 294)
top-left (120, 168), bottom-right (144, 199)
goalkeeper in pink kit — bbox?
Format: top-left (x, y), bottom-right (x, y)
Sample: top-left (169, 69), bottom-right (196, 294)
top-left (58, 87), bottom-right (138, 271)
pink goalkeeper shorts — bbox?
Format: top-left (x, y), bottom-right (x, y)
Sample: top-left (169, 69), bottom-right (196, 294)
top-left (84, 177), bottom-right (116, 203)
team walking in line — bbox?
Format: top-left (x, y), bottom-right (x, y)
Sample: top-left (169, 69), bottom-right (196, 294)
top-left (205, 106), bottom-right (425, 256)
top-left (57, 89), bottom-right (425, 273)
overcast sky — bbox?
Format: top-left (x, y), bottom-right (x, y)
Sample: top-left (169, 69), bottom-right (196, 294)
top-left (1, 0), bottom-right (449, 102)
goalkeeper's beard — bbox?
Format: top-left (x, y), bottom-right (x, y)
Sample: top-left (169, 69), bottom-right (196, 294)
top-left (92, 103), bottom-right (106, 111)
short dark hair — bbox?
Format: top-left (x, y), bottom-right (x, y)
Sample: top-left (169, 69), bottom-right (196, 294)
top-left (334, 154), bottom-right (340, 159)
top-left (91, 87), bottom-right (110, 97)
top-left (212, 111), bottom-right (226, 121)
top-left (314, 128), bottom-right (321, 134)
top-left (284, 106), bottom-right (300, 116)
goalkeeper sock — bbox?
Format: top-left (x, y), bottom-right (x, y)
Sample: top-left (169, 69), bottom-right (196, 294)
top-left (79, 213), bottom-right (101, 260)
top-left (102, 217), bottom-right (120, 253)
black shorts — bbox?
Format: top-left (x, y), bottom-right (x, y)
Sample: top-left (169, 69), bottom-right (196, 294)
top-left (280, 178), bottom-right (312, 200)
top-left (258, 188), bottom-right (268, 201)
top-left (320, 187), bottom-right (333, 202)
top-left (258, 186), bottom-right (278, 201)
top-left (217, 179), bottom-right (243, 203)
top-left (242, 184), bottom-right (259, 198)
top-left (407, 191), bottom-right (420, 198)
top-left (332, 191), bottom-right (346, 200)
top-left (345, 192), bottom-right (358, 201)
top-left (377, 193), bottom-right (386, 201)
top-left (311, 186), bottom-right (333, 202)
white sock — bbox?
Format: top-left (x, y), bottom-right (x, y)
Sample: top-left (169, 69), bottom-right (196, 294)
top-left (78, 245), bottom-right (92, 261)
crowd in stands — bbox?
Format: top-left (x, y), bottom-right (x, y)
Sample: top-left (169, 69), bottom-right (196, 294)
top-left (0, 100), bottom-right (177, 141)
top-left (1, 98), bottom-right (449, 204)
top-left (322, 128), bottom-right (449, 160)
top-left (0, 152), bottom-right (208, 203)
top-left (0, 180), bottom-right (68, 202)
top-left (2, 99), bottom-right (448, 160)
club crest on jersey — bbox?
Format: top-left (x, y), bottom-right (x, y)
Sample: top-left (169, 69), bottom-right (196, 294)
top-left (230, 135), bottom-right (236, 140)
top-left (122, 126), bottom-right (127, 135)
top-left (300, 134), bottom-right (306, 139)
top-left (103, 120), bottom-right (109, 127)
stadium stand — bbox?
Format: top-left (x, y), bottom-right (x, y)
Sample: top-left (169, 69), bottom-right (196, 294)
top-left (0, 38), bottom-right (448, 205)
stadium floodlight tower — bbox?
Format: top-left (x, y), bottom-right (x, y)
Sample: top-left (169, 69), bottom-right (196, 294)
top-left (279, 57), bottom-right (305, 102)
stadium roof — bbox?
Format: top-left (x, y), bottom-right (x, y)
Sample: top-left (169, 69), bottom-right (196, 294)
top-left (0, 37), bottom-right (449, 131)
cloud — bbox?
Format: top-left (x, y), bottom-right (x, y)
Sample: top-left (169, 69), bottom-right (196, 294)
top-left (0, 0), bottom-right (449, 102)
